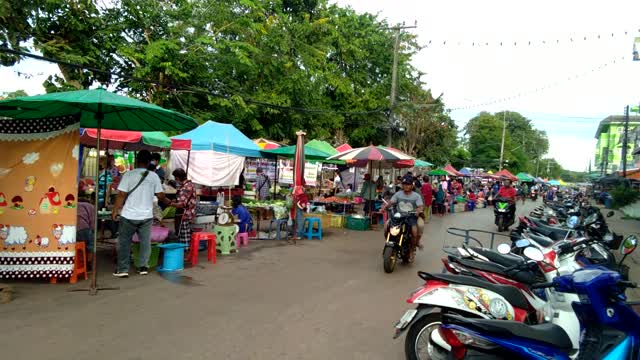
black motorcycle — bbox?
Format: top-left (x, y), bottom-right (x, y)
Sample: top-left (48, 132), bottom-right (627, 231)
top-left (494, 197), bottom-right (514, 232)
top-left (382, 208), bottom-right (415, 273)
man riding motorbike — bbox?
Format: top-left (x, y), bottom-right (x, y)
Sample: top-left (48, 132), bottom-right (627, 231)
top-left (382, 175), bottom-right (424, 262)
top-left (497, 178), bottom-right (517, 219)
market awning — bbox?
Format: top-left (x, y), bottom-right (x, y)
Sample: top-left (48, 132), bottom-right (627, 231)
top-left (444, 164), bottom-right (463, 177)
top-left (306, 139), bottom-right (338, 155)
top-left (170, 138), bottom-right (192, 151)
top-left (80, 128), bottom-right (171, 150)
top-left (172, 120), bottom-right (263, 157)
top-left (516, 172), bottom-right (535, 182)
top-left (459, 167), bottom-right (472, 176)
top-left (336, 143), bottom-right (352, 153)
top-left (428, 168), bottom-right (450, 176)
top-left (494, 169), bottom-right (518, 181)
top-left (254, 138), bottom-right (281, 150)
top-left (261, 144), bottom-right (331, 160)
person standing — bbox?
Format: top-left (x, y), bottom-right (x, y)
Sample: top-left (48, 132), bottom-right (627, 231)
top-left (421, 176), bottom-right (433, 221)
top-left (76, 192), bottom-right (95, 266)
top-left (361, 174), bottom-right (377, 215)
top-left (435, 184), bottom-right (446, 216)
top-left (149, 152), bottom-right (166, 183)
top-left (112, 150), bottom-right (169, 277)
top-left (294, 187), bottom-right (309, 240)
top-left (170, 168), bottom-right (196, 247)
top-left (255, 167), bottom-right (271, 200)
top-left (333, 170), bottom-right (344, 195)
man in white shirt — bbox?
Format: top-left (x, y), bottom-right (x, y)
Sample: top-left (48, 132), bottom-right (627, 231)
top-left (112, 150), bottom-right (169, 277)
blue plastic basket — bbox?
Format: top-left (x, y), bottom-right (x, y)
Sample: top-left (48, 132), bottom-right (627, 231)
top-left (157, 243), bottom-right (187, 272)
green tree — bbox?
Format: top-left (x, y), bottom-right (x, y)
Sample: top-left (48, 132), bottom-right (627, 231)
top-left (0, 89), bottom-right (28, 99)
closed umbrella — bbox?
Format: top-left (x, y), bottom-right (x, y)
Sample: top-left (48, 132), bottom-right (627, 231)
top-left (292, 131), bottom-right (306, 244)
top-left (0, 88), bottom-right (197, 295)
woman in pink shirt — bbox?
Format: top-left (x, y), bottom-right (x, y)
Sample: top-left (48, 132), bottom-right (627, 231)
top-left (421, 176), bottom-right (433, 220)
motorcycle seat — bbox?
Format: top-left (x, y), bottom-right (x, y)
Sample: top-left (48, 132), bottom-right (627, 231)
top-left (528, 219), bottom-right (569, 240)
top-left (443, 314), bottom-right (573, 352)
top-left (449, 256), bottom-right (540, 285)
top-left (466, 247), bottom-right (522, 268)
top-left (419, 272), bottom-right (529, 310)
top-left (526, 232), bottom-right (555, 248)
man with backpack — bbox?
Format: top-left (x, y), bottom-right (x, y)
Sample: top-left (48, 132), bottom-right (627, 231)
top-left (255, 167), bottom-right (271, 200)
top-left (112, 150), bottom-right (169, 277)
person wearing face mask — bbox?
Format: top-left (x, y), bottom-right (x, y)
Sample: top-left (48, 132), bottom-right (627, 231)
top-left (170, 168), bottom-right (196, 247)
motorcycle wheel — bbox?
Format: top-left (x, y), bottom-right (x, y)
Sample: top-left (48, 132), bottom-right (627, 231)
top-left (497, 217), bottom-right (504, 232)
top-left (405, 312), bottom-right (446, 360)
top-left (383, 247), bottom-right (397, 273)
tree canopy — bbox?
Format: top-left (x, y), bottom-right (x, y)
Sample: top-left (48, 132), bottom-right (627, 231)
top-left (1, 0), bottom-right (455, 153)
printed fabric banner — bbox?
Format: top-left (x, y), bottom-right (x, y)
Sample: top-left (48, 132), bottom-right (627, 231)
top-left (0, 116), bottom-right (80, 279)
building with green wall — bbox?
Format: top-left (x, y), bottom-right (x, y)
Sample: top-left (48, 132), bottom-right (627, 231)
top-left (594, 115), bottom-right (640, 174)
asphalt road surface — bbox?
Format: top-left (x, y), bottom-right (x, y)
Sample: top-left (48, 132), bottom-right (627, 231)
top-left (1, 199), bottom-right (636, 360)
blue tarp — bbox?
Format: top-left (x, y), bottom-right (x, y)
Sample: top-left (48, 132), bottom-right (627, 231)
top-left (172, 120), bottom-right (262, 157)
top-left (459, 167), bottom-right (472, 176)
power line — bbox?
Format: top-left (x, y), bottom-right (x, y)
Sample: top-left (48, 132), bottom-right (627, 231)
top-left (449, 55), bottom-right (628, 110)
top-left (0, 48), bottom-right (388, 116)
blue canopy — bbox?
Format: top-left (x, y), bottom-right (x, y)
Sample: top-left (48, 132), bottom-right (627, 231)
top-left (172, 120), bottom-right (262, 157)
top-left (459, 167), bottom-right (472, 176)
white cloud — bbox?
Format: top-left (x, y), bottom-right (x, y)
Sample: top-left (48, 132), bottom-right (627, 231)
top-left (547, 135), bottom-right (596, 172)
top-left (50, 162), bottom-right (64, 177)
top-left (71, 145), bottom-right (80, 160)
top-left (22, 152), bottom-right (40, 165)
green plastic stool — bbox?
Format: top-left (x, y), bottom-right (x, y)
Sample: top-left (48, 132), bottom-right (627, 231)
top-left (132, 243), bottom-right (161, 269)
top-left (214, 225), bottom-right (237, 255)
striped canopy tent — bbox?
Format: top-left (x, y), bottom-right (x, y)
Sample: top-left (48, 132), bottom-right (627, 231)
top-left (80, 128), bottom-right (171, 150)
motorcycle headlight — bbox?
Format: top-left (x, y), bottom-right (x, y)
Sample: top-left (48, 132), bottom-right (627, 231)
top-left (394, 212), bottom-right (401, 219)
top-left (489, 298), bottom-right (508, 319)
top-left (390, 226), bottom-right (401, 236)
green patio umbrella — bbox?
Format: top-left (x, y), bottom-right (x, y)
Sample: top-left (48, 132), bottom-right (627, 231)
top-left (261, 144), bottom-right (331, 161)
top-left (306, 139), bottom-right (338, 155)
top-left (0, 88), bottom-right (197, 295)
top-left (428, 168), bottom-right (449, 176)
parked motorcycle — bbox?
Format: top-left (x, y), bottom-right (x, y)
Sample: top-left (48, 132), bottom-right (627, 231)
top-left (436, 235), bottom-right (638, 359)
top-left (382, 209), bottom-right (416, 273)
top-left (494, 197), bottom-right (514, 232)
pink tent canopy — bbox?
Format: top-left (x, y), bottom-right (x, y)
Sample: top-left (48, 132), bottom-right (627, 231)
top-left (444, 164), bottom-right (463, 177)
top-left (336, 143), bottom-right (352, 153)
top-left (494, 169), bottom-right (518, 181)
top-left (171, 138), bottom-right (192, 150)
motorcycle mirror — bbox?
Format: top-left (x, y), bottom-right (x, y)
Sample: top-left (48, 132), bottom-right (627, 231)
top-left (567, 216), bottom-right (579, 229)
top-left (515, 239), bottom-right (531, 248)
top-left (523, 247), bottom-right (545, 262)
top-left (497, 243), bottom-right (511, 254)
top-left (621, 235), bottom-right (638, 256)
top-left (606, 211), bottom-right (615, 218)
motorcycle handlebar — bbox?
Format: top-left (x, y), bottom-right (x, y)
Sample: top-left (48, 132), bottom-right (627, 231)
top-left (617, 280), bottom-right (638, 289)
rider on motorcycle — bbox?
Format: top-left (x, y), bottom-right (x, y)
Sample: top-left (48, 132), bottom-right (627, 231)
top-left (497, 178), bottom-right (517, 218)
top-left (382, 175), bottom-right (424, 261)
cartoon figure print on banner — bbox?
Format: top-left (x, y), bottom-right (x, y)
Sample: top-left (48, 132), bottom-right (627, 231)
top-left (39, 187), bottom-right (62, 215)
top-left (0, 115), bottom-right (80, 279)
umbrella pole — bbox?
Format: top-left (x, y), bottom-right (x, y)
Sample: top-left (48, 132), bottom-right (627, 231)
top-left (185, 150), bottom-right (191, 176)
top-left (71, 114), bottom-right (119, 295)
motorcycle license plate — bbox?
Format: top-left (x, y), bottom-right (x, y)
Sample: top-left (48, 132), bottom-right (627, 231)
top-left (394, 309), bottom-right (417, 329)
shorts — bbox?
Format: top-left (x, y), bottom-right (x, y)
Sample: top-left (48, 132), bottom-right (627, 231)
top-left (406, 215), bottom-right (418, 227)
top-left (76, 228), bottom-right (95, 252)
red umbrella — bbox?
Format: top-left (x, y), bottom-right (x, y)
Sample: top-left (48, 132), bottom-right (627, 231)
top-left (336, 143), bottom-right (352, 153)
top-left (443, 164), bottom-right (463, 177)
top-left (494, 169), bottom-right (518, 181)
top-left (292, 130), bottom-right (306, 244)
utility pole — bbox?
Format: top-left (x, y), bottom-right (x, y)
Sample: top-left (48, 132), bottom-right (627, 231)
top-left (388, 21), bottom-right (417, 146)
top-left (499, 111), bottom-right (506, 170)
top-left (622, 105), bottom-right (630, 178)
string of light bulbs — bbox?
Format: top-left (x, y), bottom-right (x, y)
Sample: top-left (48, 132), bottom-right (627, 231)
top-left (449, 55), bottom-right (628, 111)
top-left (422, 29), bottom-right (639, 48)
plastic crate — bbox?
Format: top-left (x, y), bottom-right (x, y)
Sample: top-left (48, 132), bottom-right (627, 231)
top-left (132, 243), bottom-right (161, 269)
top-left (346, 216), bottom-right (369, 231)
top-left (329, 214), bottom-right (345, 228)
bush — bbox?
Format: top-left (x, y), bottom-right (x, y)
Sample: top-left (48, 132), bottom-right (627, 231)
top-left (611, 186), bottom-right (640, 208)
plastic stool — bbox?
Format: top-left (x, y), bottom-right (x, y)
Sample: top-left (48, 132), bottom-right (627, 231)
top-left (269, 219), bottom-right (289, 240)
top-left (214, 225), bottom-right (237, 255)
top-left (236, 232), bottom-right (249, 248)
top-left (70, 242), bottom-right (88, 284)
top-left (303, 218), bottom-right (322, 240)
top-left (371, 211), bottom-right (388, 226)
top-left (190, 232), bottom-right (217, 265)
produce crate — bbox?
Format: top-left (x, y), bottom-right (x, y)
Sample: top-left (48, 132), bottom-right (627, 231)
top-left (329, 214), bottom-right (345, 228)
top-left (346, 216), bottom-right (369, 231)
top-left (305, 213), bottom-right (330, 230)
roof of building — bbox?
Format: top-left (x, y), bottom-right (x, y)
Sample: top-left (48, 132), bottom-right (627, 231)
top-left (595, 115), bottom-right (640, 138)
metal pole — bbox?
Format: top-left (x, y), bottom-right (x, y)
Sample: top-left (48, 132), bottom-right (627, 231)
top-left (387, 22), bottom-right (417, 147)
top-left (622, 105), bottom-right (630, 178)
top-left (499, 111), bottom-right (506, 170)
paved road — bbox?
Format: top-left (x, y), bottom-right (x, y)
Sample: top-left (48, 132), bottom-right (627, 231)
top-left (1, 199), bottom-right (636, 360)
